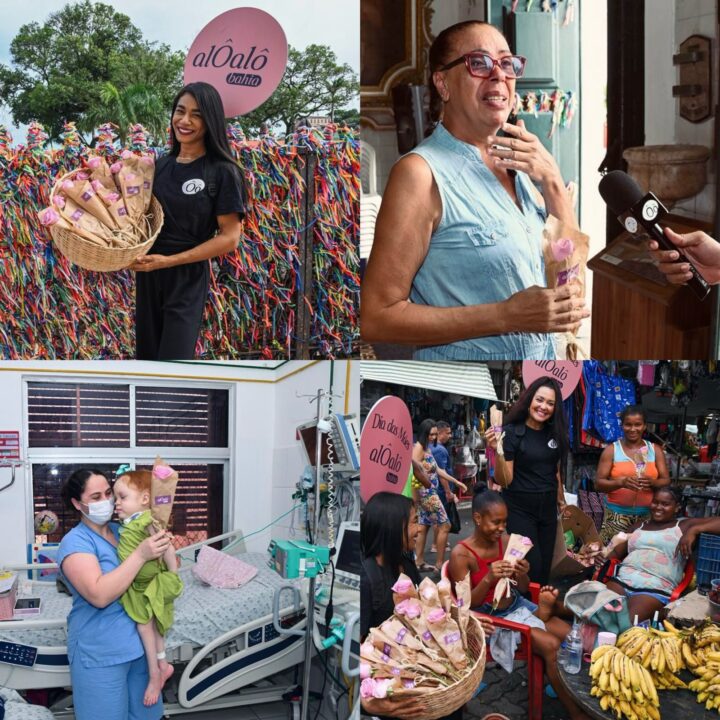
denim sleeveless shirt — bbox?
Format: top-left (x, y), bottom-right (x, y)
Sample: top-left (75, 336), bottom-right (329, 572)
top-left (408, 123), bottom-right (555, 360)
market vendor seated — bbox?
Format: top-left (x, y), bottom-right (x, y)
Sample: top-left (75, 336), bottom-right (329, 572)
top-left (603, 485), bottom-right (720, 622)
top-left (448, 486), bottom-right (590, 720)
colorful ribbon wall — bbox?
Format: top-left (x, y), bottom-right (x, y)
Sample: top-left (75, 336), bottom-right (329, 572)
top-left (0, 121), bottom-right (359, 359)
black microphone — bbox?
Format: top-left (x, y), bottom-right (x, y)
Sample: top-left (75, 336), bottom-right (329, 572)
top-left (598, 170), bottom-right (710, 300)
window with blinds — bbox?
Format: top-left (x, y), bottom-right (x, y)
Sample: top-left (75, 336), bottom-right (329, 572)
top-left (28, 380), bottom-right (230, 547)
top-left (33, 463), bottom-right (224, 548)
top-left (28, 383), bottom-right (130, 447)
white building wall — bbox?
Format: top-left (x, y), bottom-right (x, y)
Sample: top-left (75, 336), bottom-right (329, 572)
top-left (646, 0), bottom-right (717, 222)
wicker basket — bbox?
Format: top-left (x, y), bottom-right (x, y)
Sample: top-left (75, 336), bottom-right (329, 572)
top-left (49, 169), bottom-right (163, 272)
top-left (414, 615), bottom-right (487, 720)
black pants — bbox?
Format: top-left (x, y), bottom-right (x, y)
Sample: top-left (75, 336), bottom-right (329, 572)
top-left (135, 261), bottom-right (210, 360)
top-left (503, 489), bottom-right (558, 585)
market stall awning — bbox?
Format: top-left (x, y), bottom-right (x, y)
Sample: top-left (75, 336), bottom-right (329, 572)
top-left (642, 378), bottom-right (720, 423)
top-left (359, 361), bottom-right (498, 401)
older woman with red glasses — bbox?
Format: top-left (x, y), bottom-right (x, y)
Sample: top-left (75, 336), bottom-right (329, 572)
top-left (361, 20), bottom-right (587, 360)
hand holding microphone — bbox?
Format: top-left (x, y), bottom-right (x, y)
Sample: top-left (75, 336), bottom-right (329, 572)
top-left (598, 170), bottom-right (711, 299)
top-left (647, 227), bottom-right (720, 286)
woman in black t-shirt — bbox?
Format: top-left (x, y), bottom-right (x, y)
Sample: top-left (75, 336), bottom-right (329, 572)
top-left (485, 377), bottom-right (568, 585)
top-left (129, 81), bottom-right (247, 360)
top-left (362, 492), bottom-right (472, 720)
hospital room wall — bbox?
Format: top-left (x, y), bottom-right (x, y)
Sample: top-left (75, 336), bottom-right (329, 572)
top-left (262, 360), bottom-right (360, 547)
top-left (0, 370), bottom-right (28, 566)
top-left (0, 361), bottom-right (359, 565)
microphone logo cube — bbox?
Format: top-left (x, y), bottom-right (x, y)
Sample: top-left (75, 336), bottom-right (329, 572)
top-left (641, 199), bottom-right (659, 221)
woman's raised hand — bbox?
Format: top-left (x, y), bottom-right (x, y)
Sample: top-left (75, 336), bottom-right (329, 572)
top-left (487, 119), bottom-right (563, 186)
top-left (138, 529), bottom-right (172, 561)
top-left (484, 427), bottom-right (499, 450)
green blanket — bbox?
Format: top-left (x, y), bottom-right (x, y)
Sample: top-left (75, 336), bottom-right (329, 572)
top-left (117, 510), bottom-right (183, 635)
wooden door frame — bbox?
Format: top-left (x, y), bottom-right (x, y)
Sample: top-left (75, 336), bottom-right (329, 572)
top-left (604, 0), bottom-right (645, 245)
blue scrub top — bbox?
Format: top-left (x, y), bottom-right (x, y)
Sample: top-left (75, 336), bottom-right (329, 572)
top-left (57, 522), bottom-right (144, 668)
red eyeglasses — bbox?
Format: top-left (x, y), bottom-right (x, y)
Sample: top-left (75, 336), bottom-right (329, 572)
top-left (441, 52), bottom-right (527, 79)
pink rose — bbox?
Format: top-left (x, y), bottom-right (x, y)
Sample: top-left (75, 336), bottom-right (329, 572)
top-left (87, 157), bottom-right (102, 169)
top-left (395, 598), bottom-right (422, 619)
top-left (421, 587), bottom-right (434, 601)
top-left (551, 237), bottom-right (575, 262)
top-left (110, 162), bottom-right (122, 174)
top-left (360, 678), bottom-right (376, 699)
top-left (360, 641), bottom-right (375, 659)
top-left (360, 662), bottom-right (371, 679)
top-left (52, 195), bottom-right (66, 208)
top-left (391, 578), bottom-right (413, 594)
top-left (427, 608), bottom-right (446, 623)
top-left (372, 678), bottom-right (394, 699)
top-left (61, 179), bottom-right (74, 190)
top-left (39, 208), bottom-right (60, 226)
top-left (121, 150), bottom-right (133, 159)
top-left (91, 180), bottom-right (103, 191)
top-left (76, 171), bottom-right (89, 181)
top-left (153, 464), bottom-right (174, 479)
top-left (106, 192), bottom-right (120, 203)
top-left (140, 155), bottom-right (155, 166)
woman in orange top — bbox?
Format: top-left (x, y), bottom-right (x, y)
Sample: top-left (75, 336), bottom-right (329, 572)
top-left (596, 405), bottom-right (669, 545)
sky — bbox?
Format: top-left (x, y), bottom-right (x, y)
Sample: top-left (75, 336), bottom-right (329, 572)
top-left (0, 0), bottom-right (360, 145)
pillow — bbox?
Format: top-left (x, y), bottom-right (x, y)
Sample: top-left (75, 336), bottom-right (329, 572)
top-left (191, 546), bottom-right (258, 589)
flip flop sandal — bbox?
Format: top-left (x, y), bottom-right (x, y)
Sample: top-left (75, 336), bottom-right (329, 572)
top-left (418, 563), bottom-right (436, 573)
top-left (479, 715), bottom-right (511, 720)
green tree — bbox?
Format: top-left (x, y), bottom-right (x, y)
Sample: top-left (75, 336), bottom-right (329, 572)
top-left (82, 82), bottom-right (167, 146)
top-left (235, 44), bottom-right (358, 135)
top-left (0, 1), bottom-right (182, 143)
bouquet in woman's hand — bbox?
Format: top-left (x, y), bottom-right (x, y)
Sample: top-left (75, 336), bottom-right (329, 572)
top-left (362, 572), bottom-right (480, 702)
top-left (492, 534), bottom-right (533, 609)
top-left (542, 214), bottom-right (590, 359)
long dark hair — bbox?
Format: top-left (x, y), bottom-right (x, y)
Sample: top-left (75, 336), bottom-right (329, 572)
top-left (504, 376), bottom-right (569, 483)
top-left (416, 418), bottom-right (437, 450)
top-left (169, 82), bottom-right (237, 166)
top-left (61, 469), bottom-right (109, 512)
top-left (427, 20), bottom-right (493, 123)
top-left (361, 492), bottom-right (413, 578)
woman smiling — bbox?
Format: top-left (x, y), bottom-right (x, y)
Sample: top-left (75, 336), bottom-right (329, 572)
top-left (361, 21), bottom-right (588, 359)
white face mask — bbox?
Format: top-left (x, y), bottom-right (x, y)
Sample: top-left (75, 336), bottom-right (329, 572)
top-left (80, 498), bottom-right (115, 525)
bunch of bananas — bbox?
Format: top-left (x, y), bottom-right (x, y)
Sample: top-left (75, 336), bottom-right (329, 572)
top-left (589, 645), bottom-right (660, 720)
top-left (672, 620), bottom-right (720, 712)
top-left (615, 624), bottom-right (685, 680)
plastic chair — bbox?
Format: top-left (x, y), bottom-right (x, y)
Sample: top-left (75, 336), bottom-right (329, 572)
top-left (441, 561), bottom-right (544, 720)
top-left (595, 557), bottom-right (695, 603)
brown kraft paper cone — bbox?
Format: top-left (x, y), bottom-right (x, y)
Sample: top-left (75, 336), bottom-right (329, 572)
top-left (151, 455), bottom-right (179, 530)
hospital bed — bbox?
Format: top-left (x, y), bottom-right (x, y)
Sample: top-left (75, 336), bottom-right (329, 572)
top-left (0, 545), bottom-right (308, 716)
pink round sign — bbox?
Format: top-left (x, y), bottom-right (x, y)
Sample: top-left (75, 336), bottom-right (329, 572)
top-left (184, 8), bottom-right (288, 118)
top-left (361, 396), bottom-right (413, 503)
top-left (522, 361), bottom-right (582, 401)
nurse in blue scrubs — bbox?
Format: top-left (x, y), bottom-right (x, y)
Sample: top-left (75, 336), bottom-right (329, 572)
top-left (57, 469), bottom-right (172, 719)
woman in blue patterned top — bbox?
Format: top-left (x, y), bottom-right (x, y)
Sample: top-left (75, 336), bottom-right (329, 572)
top-left (361, 20), bottom-right (588, 359)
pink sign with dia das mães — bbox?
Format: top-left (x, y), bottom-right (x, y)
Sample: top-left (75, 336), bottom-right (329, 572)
top-left (184, 7), bottom-right (288, 118)
top-left (360, 396), bottom-right (413, 503)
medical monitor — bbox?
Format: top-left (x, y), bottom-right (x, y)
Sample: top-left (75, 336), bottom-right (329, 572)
top-left (334, 521), bottom-right (361, 590)
top-left (296, 414), bottom-right (360, 474)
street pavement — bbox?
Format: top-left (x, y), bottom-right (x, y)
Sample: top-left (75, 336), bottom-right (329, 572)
top-left (418, 501), bottom-right (571, 720)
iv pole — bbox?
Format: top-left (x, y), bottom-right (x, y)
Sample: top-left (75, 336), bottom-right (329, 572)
top-left (299, 387), bottom-right (325, 720)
